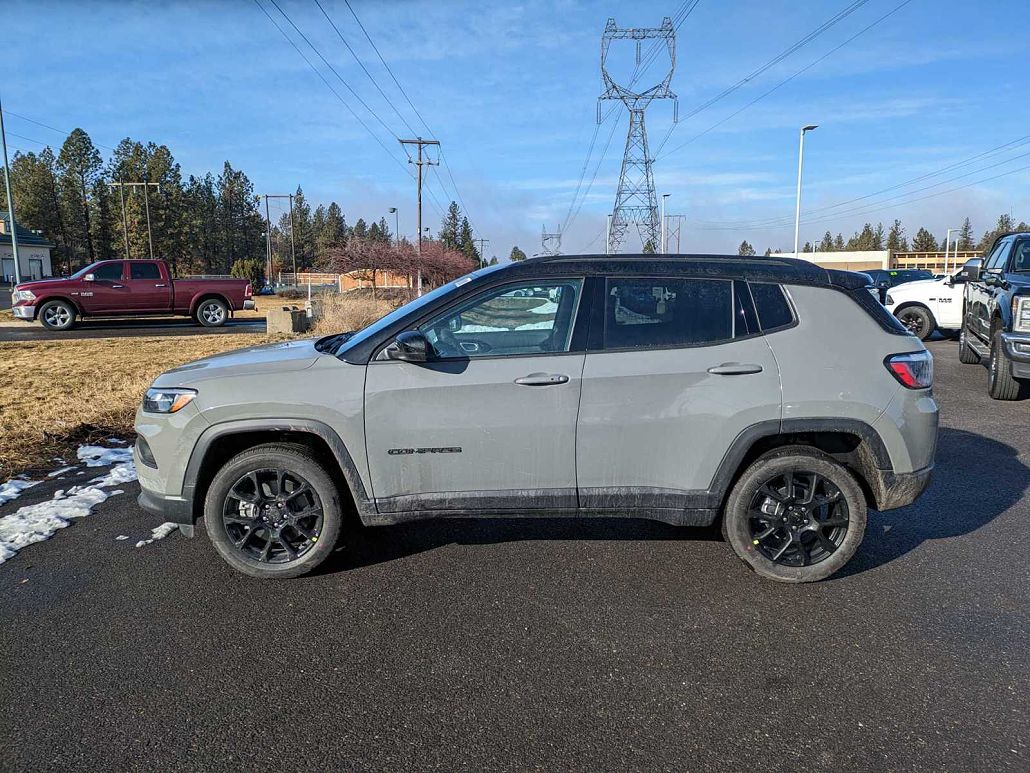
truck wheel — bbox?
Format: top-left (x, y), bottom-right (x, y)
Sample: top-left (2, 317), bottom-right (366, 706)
top-left (721, 447), bottom-right (867, 583)
top-left (196, 298), bottom-right (228, 327)
top-left (958, 326), bottom-right (979, 364)
top-left (896, 305), bottom-right (935, 340)
top-left (204, 443), bottom-right (343, 579)
top-left (987, 332), bottom-right (1026, 401)
top-left (38, 300), bottom-right (77, 331)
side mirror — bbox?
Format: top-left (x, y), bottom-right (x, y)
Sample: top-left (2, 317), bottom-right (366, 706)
top-left (878, 280), bottom-right (890, 289)
top-left (84, 273), bottom-right (96, 282)
top-left (958, 258), bottom-right (982, 283)
top-left (385, 330), bottom-right (430, 362)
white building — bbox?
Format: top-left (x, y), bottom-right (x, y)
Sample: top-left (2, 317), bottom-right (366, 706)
top-left (1, 213), bottom-right (55, 282)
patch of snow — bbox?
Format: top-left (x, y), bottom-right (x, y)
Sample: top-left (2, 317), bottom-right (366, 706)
top-left (0, 478), bottom-right (40, 506)
top-left (77, 444), bottom-right (133, 468)
top-left (135, 522), bottom-right (178, 548)
top-left (47, 466), bottom-right (77, 478)
top-left (115, 535), bottom-right (129, 541)
top-left (529, 301), bottom-right (558, 314)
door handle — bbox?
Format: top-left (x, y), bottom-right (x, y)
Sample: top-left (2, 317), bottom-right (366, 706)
top-left (112, 284), bottom-right (124, 288)
top-left (155, 283), bottom-right (167, 288)
top-left (707, 363), bottom-right (763, 375)
top-left (514, 373), bottom-right (570, 386)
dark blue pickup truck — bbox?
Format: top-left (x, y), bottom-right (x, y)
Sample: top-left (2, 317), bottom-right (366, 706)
top-left (957, 233), bottom-right (1030, 399)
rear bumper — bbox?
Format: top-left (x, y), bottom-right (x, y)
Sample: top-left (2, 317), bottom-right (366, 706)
top-left (1001, 332), bottom-right (1030, 379)
top-left (871, 464), bottom-right (933, 511)
top-left (243, 299), bottom-right (256, 310)
top-left (12, 304), bottom-right (35, 320)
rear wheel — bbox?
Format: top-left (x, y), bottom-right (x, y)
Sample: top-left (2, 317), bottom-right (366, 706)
top-left (196, 298), bottom-right (228, 327)
top-left (958, 325), bottom-right (980, 364)
top-left (204, 443), bottom-right (343, 578)
top-left (722, 448), bottom-right (867, 583)
top-left (987, 331), bottom-right (1025, 401)
top-left (38, 300), bottom-right (77, 331)
top-left (896, 305), bottom-right (935, 340)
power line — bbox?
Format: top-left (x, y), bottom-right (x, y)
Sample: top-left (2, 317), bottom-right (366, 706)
top-left (2, 111), bottom-right (118, 152)
top-left (653, 0), bottom-right (871, 158)
top-left (253, 0), bottom-right (411, 177)
top-left (656, 0), bottom-right (915, 162)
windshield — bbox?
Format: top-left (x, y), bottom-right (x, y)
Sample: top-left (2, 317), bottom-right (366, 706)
top-left (331, 265), bottom-right (505, 356)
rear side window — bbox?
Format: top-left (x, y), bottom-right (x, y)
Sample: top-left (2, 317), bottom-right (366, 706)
top-left (604, 277), bottom-right (733, 349)
top-left (748, 282), bottom-right (794, 331)
top-left (130, 263), bottom-right (161, 280)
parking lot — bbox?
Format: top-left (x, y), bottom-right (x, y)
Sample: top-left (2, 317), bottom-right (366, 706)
top-left (0, 338), bottom-right (1026, 771)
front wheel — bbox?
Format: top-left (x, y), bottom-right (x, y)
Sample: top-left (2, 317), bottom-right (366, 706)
top-left (722, 448), bottom-right (868, 583)
top-left (196, 298), bottom-right (229, 327)
top-left (38, 300), bottom-right (77, 331)
top-left (204, 443), bottom-right (343, 578)
top-left (896, 305), bottom-right (935, 340)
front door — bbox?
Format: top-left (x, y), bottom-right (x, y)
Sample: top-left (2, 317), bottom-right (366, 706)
top-left (78, 260), bottom-right (129, 313)
top-left (364, 278), bottom-right (586, 514)
top-left (576, 277), bottom-right (782, 512)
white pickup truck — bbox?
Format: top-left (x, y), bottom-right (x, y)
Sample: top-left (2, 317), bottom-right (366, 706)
top-left (883, 270), bottom-right (967, 340)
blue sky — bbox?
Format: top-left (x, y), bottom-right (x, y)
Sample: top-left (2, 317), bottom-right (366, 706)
top-left (4, 0), bottom-right (1030, 257)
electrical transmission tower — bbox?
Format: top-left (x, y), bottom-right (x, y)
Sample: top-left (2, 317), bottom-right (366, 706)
top-left (541, 224), bottom-right (562, 256)
top-left (599, 17), bottom-right (677, 254)
top-left (665, 214), bottom-right (685, 254)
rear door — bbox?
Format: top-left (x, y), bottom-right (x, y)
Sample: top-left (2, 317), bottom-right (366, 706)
top-left (78, 261), bottom-right (128, 313)
top-left (124, 261), bottom-right (172, 311)
top-left (971, 237), bottom-right (1012, 338)
top-left (576, 276), bottom-right (782, 512)
top-left (363, 277), bottom-right (587, 514)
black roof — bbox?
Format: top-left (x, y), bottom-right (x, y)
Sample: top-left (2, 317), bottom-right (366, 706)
top-left (503, 253), bottom-right (868, 290)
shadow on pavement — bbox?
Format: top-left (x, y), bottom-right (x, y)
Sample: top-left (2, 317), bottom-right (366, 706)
top-left (318, 426), bottom-right (1026, 578)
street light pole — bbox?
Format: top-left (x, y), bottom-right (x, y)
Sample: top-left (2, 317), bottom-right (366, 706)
top-left (943, 227), bottom-right (958, 273)
top-left (793, 124), bottom-right (818, 258)
top-left (661, 193), bottom-right (670, 254)
top-left (605, 213), bottom-right (613, 255)
top-left (0, 95), bottom-right (23, 285)
top-left (388, 207), bottom-right (398, 245)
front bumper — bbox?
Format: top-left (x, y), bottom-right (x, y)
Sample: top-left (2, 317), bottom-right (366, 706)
top-left (1001, 331), bottom-right (1030, 380)
top-left (137, 487), bottom-right (192, 524)
top-left (243, 299), bottom-right (256, 310)
top-left (12, 304), bottom-right (35, 320)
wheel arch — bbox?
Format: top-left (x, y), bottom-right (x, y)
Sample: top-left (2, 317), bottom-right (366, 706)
top-left (712, 419), bottom-right (894, 512)
top-left (190, 292), bottom-right (232, 316)
top-left (35, 295), bottom-right (84, 319)
top-left (183, 419), bottom-right (374, 526)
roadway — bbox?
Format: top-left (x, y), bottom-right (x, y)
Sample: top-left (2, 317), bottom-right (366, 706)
top-left (1, 340), bottom-right (1027, 771)
top-left (0, 316), bottom-right (266, 341)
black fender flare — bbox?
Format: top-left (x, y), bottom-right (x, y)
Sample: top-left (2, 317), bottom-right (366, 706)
top-left (182, 418), bottom-right (375, 523)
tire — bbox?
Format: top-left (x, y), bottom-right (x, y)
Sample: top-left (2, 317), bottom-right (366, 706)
top-left (721, 447), bottom-right (868, 583)
top-left (195, 298), bottom-right (229, 327)
top-left (987, 331), bottom-right (1026, 401)
top-left (958, 326), bottom-right (980, 364)
top-left (895, 305), bottom-right (935, 340)
top-left (204, 443), bottom-right (343, 579)
top-left (38, 300), bottom-right (77, 331)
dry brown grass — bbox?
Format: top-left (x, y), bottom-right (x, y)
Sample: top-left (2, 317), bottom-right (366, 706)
top-left (0, 334), bottom-right (272, 478)
top-left (311, 293), bottom-right (397, 337)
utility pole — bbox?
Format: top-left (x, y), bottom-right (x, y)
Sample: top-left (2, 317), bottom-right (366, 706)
top-left (474, 238), bottom-right (489, 268)
top-left (263, 194), bottom-right (299, 282)
top-left (0, 95), bottom-right (22, 284)
top-left (264, 195), bottom-right (272, 283)
top-left (116, 178), bottom-right (129, 258)
top-left (111, 181), bottom-right (161, 260)
top-left (399, 137), bottom-right (440, 296)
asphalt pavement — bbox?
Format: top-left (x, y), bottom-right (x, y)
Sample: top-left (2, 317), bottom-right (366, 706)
top-left (0, 316), bottom-right (265, 341)
top-left (1, 340), bottom-right (1027, 772)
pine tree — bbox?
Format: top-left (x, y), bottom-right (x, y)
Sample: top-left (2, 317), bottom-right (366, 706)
top-left (440, 201), bottom-right (461, 250)
top-left (957, 217), bottom-right (974, 250)
top-left (509, 245), bottom-right (527, 262)
top-left (57, 128), bottom-right (103, 262)
top-left (738, 240), bottom-right (756, 256)
top-left (833, 233), bottom-right (845, 251)
top-left (642, 239), bottom-right (657, 254)
top-left (977, 214), bottom-right (1014, 252)
top-left (802, 241), bottom-right (813, 253)
top-left (488, 257), bottom-right (498, 265)
top-left (886, 219), bottom-right (908, 252)
top-left (352, 217), bottom-right (368, 239)
top-left (818, 231), bottom-right (834, 252)
top-left (911, 227), bottom-right (938, 251)
top-left (457, 216), bottom-right (478, 264)
top-left (872, 222), bottom-right (885, 250)
top-left (377, 216), bottom-right (391, 243)
top-left (763, 247), bottom-right (773, 256)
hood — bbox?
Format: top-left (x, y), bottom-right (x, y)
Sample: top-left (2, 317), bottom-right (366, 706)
top-left (13, 277), bottom-right (74, 292)
top-left (153, 338), bottom-right (323, 387)
top-left (889, 277), bottom-right (945, 294)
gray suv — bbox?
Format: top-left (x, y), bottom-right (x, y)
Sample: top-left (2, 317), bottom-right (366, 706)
top-left (135, 255), bottom-right (938, 583)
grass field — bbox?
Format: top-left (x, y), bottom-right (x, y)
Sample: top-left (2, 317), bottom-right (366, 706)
top-left (0, 334), bottom-right (272, 478)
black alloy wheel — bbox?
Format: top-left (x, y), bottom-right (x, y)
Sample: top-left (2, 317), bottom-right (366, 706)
top-left (897, 306), bottom-right (933, 340)
top-left (222, 468), bottom-right (324, 564)
top-left (746, 470), bottom-right (849, 567)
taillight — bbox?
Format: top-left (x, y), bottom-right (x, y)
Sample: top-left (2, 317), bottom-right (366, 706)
top-left (244, 283), bottom-right (253, 298)
top-left (885, 350), bottom-right (933, 389)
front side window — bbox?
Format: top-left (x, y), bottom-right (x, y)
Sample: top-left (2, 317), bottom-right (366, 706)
top-left (985, 239), bottom-right (1011, 271)
top-left (604, 277), bottom-right (733, 349)
top-left (419, 279), bottom-right (583, 358)
top-left (130, 262), bottom-right (161, 280)
top-left (92, 262), bottom-right (124, 281)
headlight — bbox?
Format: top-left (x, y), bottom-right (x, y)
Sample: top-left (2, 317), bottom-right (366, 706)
top-left (143, 387), bottom-right (197, 414)
top-left (884, 294), bottom-right (895, 305)
top-left (13, 290), bottom-right (36, 303)
top-left (1013, 296), bottom-right (1030, 333)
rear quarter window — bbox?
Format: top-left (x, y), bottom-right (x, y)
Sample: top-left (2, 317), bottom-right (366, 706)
top-left (748, 282), bottom-right (795, 331)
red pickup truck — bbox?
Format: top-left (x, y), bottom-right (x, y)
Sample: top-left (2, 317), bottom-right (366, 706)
top-left (10, 259), bottom-right (254, 331)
